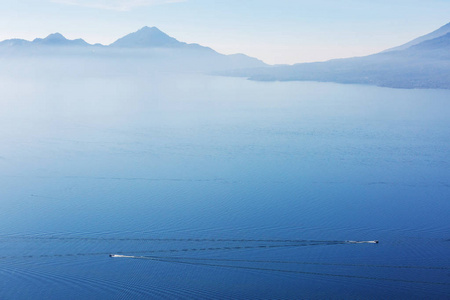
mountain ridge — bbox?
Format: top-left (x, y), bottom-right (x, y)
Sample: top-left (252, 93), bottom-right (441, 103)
top-left (0, 26), bottom-right (267, 72)
top-left (0, 27), bottom-right (222, 52)
top-left (220, 22), bottom-right (450, 89)
top-left (33, 33), bottom-right (90, 47)
top-left (110, 26), bottom-right (183, 48)
top-left (0, 32), bottom-right (91, 47)
top-left (383, 22), bottom-right (450, 52)
top-left (408, 32), bottom-right (450, 51)
top-left (2, 24), bottom-right (448, 88)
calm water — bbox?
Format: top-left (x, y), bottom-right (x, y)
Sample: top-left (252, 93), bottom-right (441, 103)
top-left (0, 73), bottom-right (449, 299)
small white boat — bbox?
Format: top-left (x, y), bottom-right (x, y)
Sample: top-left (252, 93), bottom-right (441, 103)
top-left (109, 254), bottom-right (134, 258)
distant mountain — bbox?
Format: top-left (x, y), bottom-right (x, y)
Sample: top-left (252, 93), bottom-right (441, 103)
top-left (409, 32), bottom-right (450, 51)
top-left (33, 33), bottom-right (90, 47)
top-left (0, 33), bottom-right (91, 47)
top-left (109, 26), bottom-right (218, 55)
top-left (384, 22), bottom-right (450, 52)
top-left (221, 22), bottom-right (450, 89)
top-left (0, 38), bottom-right (31, 47)
top-left (110, 26), bottom-right (183, 48)
top-left (0, 26), bottom-right (266, 72)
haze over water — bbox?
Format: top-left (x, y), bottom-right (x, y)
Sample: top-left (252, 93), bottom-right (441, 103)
top-left (0, 72), bottom-right (449, 299)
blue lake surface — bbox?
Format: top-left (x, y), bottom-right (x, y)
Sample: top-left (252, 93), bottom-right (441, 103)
top-left (0, 74), bottom-right (449, 299)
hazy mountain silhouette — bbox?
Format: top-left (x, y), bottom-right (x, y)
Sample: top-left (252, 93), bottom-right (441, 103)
top-left (0, 38), bottom-right (31, 47)
top-left (409, 32), bottom-right (450, 52)
top-left (221, 22), bottom-right (450, 89)
top-left (0, 27), bottom-right (265, 72)
top-left (384, 22), bottom-right (450, 52)
top-left (2, 24), bottom-right (448, 88)
top-left (0, 33), bottom-right (91, 47)
top-left (33, 33), bottom-right (90, 47)
top-left (109, 26), bottom-right (219, 54)
top-left (110, 26), bottom-right (183, 48)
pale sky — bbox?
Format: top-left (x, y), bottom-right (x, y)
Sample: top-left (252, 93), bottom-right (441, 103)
top-left (0, 0), bottom-right (449, 64)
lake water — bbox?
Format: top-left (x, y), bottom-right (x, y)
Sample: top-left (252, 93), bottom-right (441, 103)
top-left (0, 73), bottom-right (449, 299)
